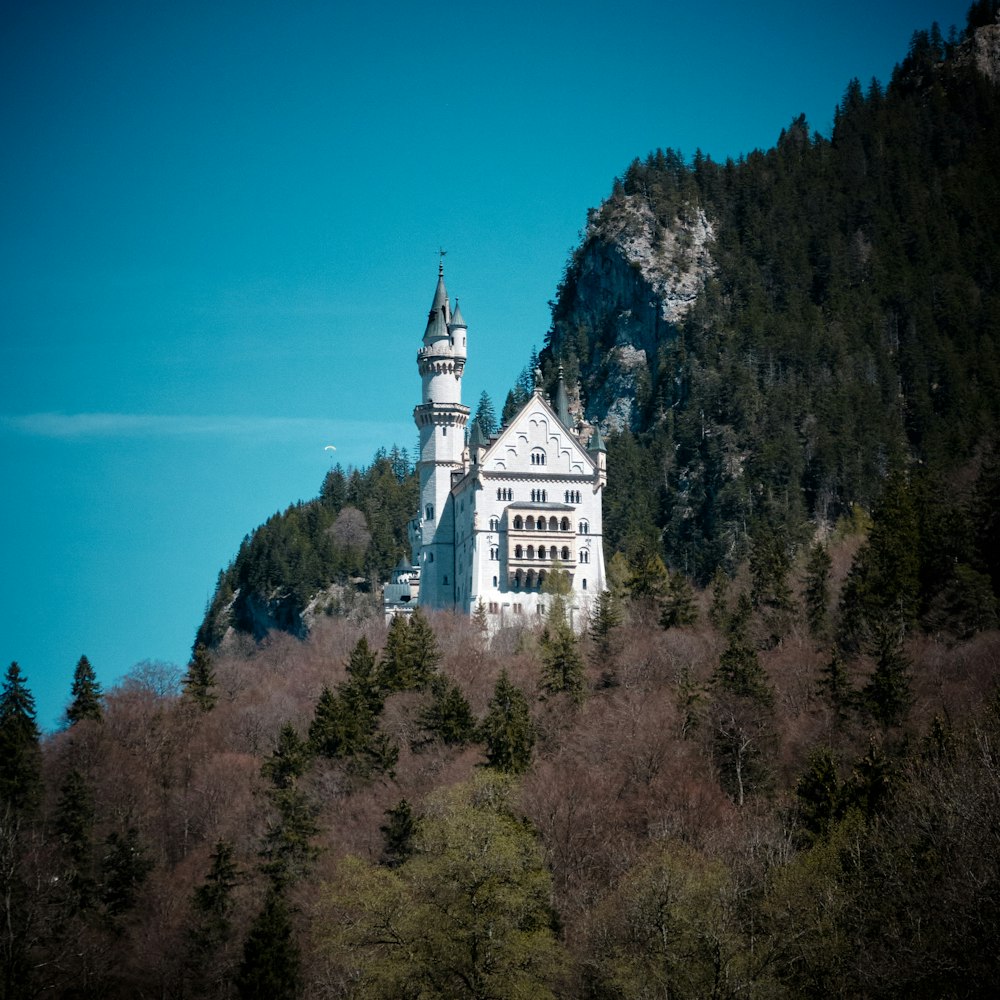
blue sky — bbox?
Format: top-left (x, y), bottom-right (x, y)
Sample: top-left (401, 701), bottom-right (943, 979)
top-left (1, 0), bottom-right (972, 729)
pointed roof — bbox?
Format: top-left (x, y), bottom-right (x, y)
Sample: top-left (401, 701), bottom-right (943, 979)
top-left (553, 364), bottom-right (571, 427)
top-left (588, 425), bottom-right (607, 453)
top-left (469, 420), bottom-right (487, 449)
top-left (450, 298), bottom-right (467, 329)
top-left (423, 264), bottom-right (451, 343)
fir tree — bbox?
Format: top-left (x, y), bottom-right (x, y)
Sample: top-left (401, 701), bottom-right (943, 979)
top-left (234, 890), bottom-right (301, 1000)
top-left (183, 644), bottom-right (217, 712)
top-left (794, 747), bottom-right (842, 847)
top-left (714, 594), bottom-right (774, 707)
top-left (54, 768), bottom-right (95, 908)
top-left (420, 677), bottom-right (476, 745)
top-left (539, 598), bottom-right (585, 702)
top-left (379, 799), bottom-right (418, 868)
top-left (100, 826), bottom-right (153, 917)
top-left (66, 655), bottom-right (103, 725)
top-left (589, 588), bottom-right (623, 656)
top-left (804, 542), bottom-right (833, 641)
top-left (480, 671), bottom-right (535, 774)
top-left (405, 609), bottom-right (441, 690)
top-left (471, 390), bottom-right (498, 439)
top-left (0, 662), bottom-right (42, 814)
top-left (262, 723), bottom-right (311, 789)
top-left (659, 571), bottom-right (698, 628)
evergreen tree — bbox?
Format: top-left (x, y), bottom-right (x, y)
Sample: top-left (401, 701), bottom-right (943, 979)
top-left (405, 609), bottom-right (441, 690)
top-left (480, 671), bottom-right (535, 774)
top-left (234, 890), bottom-right (301, 1000)
top-left (379, 799), bottom-right (418, 868)
top-left (714, 594), bottom-right (774, 707)
top-left (420, 677), bottom-right (476, 745)
top-left (539, 598), bottom-right (585, 702)
top-left (66, 655), bottom-right (103, 725)
top-left (804, 542), bottom-right (833, 640)
top-left (817, 651), bottom-right (852, 724)
top-left (861, 627), bottom-right (911, 728)
top-left (182, 644), bottom-right (217, 712)
top-left (100, 826), bottom-right (153, 917)
top-left (795, 748), bottom-right (842, 846)
top-left (471, 390), bottom-right (498, 439)
top-left (345, 636), bottom-right (384, 714)
top-left (262, 723), bottom-right (311, 790)
top-left (54, 768), bottom-right (95, 908)
top-left (308, 684), bottom-right (375, 760)
top-left (659, 571), bottom-right (698, 628)
top-left (588, 588), bottom-right (623, 656)
top-left (0, 662), bottom-right (41, 814)
top-left (191, 839), bottom-right (239, 946)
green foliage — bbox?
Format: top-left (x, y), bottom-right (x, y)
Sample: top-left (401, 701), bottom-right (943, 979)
top-left (588, 588), bottom-right (623, 659)
top-left (100, 826), bottom-right (153, 918)
top-left (262, 723), bottom-right (311, 789)
top-left (54, 769), bottom-right (95, 908)
top-left (714, 594), bottom-right (774, 707)
top-left (325, 773), bottom-right (565, 999)
top-left (197, 447), bottom-right (418, 648)
top-left (803, 542), bottom-right (832, 640)
top-left (471, 390), bottom-right (498, 439)
top-left (66, 655), bottom-right (103, 725)
top-left (191, 840), bottom-right (239, 944)
top-left (480, 671), bottom-right (535, 774)
top-left (587, 841), bottom-right (740, 1000)
top-left (420, 676), bottom-right (476, 746)
top-left (539, 598), bottom-right (585, 701)
top-left (234, 889), bottom-right (301, 1000)
top-left (182, 644), bottom-right (217, 712)
top-left (840, 471), bottom-right (921, 647)
top-left (380, 610), bottom-right (440, 692)
top-left (794, 748), bottom-right (842, 847)
top-left (0, 663), bottom-right (41, 815)
top-left (659, 570), bottom-right (698, 628)
top-left (260, 785), bottom-right (320, 890)
top-left (379, 799), bottom-right (417, 868)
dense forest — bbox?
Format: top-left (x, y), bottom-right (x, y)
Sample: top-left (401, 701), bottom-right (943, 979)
top-left (545, 4), bottom-right (1000, 583)
top-left (4, 6), bottom-right (1000, 999)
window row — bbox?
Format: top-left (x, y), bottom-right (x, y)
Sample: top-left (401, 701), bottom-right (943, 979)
top-left (512, 514), bottom-right (570, 531)
top-left (513, 544), bottom-right (574, 561)
top-left (509, 570), bottom-right (588, 592)
top-left (564, 490), bottom-right (581, 503)
top-left (530, 449), bottom-right (546, 465)
top-left (496, 488), bottom-right (513, 501)
top-left (530, 489), bottom-right (548, 502)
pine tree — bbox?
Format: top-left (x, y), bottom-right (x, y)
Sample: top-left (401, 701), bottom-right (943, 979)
top-left (100, 826), bottom-right (153, 917)
top-left (588, 589), bottom-right (623, 656)
top-left (804, 542), bottom-right (833, 640)
top-left (817, 651), bottom-right (852, 724)
top-left (480, 671), bottom-right (535, 774)
top-left (406, 609), bottom-right (440, 690)
top-left (472, 390), bottom-right (498, 439)
top-left (191, 839), bottom-right (239, 944)
top-left (420, 677), bottom-right (476, 745)
top-left (379, 799), bottom-right (418, 868)
top-left (183, 644), bottom-right (217, 712)
top-left (54, 768), bottom-right (95, 908)
top-left (794, 747), bottom-right (842, 846)
top-left (659, 571), bottom-right (698, 628)
top-left (714, 594), bottom-right (774, 707)
top-left (234, 890), bottom-right (301, 1000)
top-left (0, 662), bottom-right (42, 814)
top-left (66, 655), bottom-right (103, 725)
top-left (262, 723), bottom-right (311, 789)
top-left (539, 598), bottom-right (585, 702)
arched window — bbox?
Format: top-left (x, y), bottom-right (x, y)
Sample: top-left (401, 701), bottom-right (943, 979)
top-left (427, 552), bottom-right (434, 563)
top-left (561, 546), bottom-right (570, 560)
top-left (526, 569), bottom-right (537, 588)
top-left (526, 516), bottom-right (535, 530)
top-left (582, 578), bottom-right (587, 590)
top-left (538, 570), bottom-right (547, 588)
top-left (513, 515), bottom-right (523, 530)
top-left (561, 517), bottom-right (570, 531)
top-left (493, 575), bottom-right (498, 587)
top-left (514, 569), bottom-right (522, 588)
top-left (530, 448), bottom-right (546, 465)
top-left (549, 545), bottom-right (557, 560)
top-left (425, 504), bottom-right (434, 521)
top-left (489, 516), bottom-right (499, 531)
top-left (548, 516), bottom-right (558, 530)
top-left (579, 550), bottom-right (589, 564)
top-left (579, 520), bottom-right (589, 535)
top-left (527, 545), bottom-right (534, 559)
top-left (515, 545), bottom-right (523, 559)
top-left (536, 519), bottom-right (545, 531)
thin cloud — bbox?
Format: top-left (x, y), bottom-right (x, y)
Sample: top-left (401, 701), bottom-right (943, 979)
top-left (0, 412), bottom-right (409, 443)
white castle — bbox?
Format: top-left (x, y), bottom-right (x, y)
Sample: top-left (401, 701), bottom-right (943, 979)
top-left (384, 264), bottom-right (607, 628)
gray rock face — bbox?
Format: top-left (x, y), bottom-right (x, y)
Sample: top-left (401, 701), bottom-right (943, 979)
top-left (553, 194), bottom-right (715, 432)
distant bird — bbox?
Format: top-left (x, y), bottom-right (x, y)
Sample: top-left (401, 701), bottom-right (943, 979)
top-left (324, 445), bottom-right (337, 451)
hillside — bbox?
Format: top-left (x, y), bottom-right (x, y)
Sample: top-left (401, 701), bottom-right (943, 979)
top-left (544, 15), bottom-right (1000, 584)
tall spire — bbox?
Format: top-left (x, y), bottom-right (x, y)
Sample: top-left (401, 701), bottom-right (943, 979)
top-left (554, 364), bottom-right (571, 426)
top-left (424, 261), bottom-right (451, 343)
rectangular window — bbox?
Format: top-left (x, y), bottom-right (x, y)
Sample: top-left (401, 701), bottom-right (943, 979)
top-left (513, 603), bottom-right (522, 614)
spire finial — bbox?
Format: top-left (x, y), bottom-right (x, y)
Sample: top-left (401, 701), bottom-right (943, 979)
top-left (438, 248), bottom-right (447, 276)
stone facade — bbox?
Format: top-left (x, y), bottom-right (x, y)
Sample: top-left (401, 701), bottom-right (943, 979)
top-left (388, 266), bottom-right (607, 630)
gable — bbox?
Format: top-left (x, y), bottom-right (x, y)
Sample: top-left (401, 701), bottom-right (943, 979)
top-left (481, 394), bottom-right (594, 475)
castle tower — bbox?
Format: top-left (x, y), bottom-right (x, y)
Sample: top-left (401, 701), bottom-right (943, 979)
top-left (413, 263), bottom-right (469, 608)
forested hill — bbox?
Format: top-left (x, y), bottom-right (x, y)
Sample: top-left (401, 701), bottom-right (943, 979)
top-left (197, 10), bottom-right (1000, 650)
top-left (543, 12), bottom-right (1000, 581)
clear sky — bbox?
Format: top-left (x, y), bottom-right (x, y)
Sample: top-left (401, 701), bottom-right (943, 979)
top-left (1, 0), bottom-right (973, 729)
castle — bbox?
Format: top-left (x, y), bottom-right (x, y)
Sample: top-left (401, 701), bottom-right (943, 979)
top-left (384, 264), bottom-right (607, 628)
